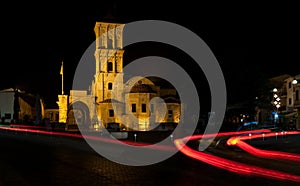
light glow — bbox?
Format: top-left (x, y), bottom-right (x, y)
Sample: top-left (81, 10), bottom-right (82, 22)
top-left (174, 129), bottom-right (300, 183)
top-left (0, 126), bottom-right (176, 151)
top-left (2, 124), bottom-right (300, 182)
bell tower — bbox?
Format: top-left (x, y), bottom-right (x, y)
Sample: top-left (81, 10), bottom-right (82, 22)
top-left (93, 22), bottom-right (125, 102)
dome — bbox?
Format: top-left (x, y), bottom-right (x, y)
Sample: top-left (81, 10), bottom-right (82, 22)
top-left (130, 84), bottom-right (157, 93)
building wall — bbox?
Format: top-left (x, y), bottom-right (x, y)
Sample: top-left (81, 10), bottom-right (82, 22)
top-left (93, 22), bottom-right (125, 103)
top-left (0, 91), bottom-right (14, 122)
top-left (67, 90), bottom-right (95, 126)
top-left (164, 103), bottom-right (181, 123)
top-left (97, 101), bottom-right (123, 128)
top-left (44, 109), bottom-right (59, 123)
top-left (124, 92), bottom-right (155, 131)
top-left (18, 97), bottom-right (35, 122)
top-left (0, 89), bottom-right (45, 124)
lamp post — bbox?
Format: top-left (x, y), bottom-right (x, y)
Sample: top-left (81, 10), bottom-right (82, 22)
top-left (272, 88), bottom-right (281, 125)
top-left (292, 78), bottom-right (299, 130)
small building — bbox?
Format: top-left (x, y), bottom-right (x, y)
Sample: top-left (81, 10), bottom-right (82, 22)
top-left (44, 108), bottom-right (59, 123)
top-left (254, 74), bottom-right (300, 130)
top-left (0, 88), bottom-right (44, 124)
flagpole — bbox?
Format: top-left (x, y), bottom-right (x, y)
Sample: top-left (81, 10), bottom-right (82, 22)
top-left (61, 61), bottom-right (64, 95)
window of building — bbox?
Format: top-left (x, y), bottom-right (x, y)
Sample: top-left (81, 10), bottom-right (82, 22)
top-left (107, 62), bottom-right (113, 72)
top-left (108, 83), bottom-right (113, 90)
top-left (289, 98), bottom-right (292, 105)
top-left (296, 90), bottom-right (299, 101)
top-left (132, 104), bottom-right (136, 112)
top-left (115, 61), bottom-right (118, 73)
top-left (289, 82), bottom-right (292, 88)
top-left (142, 104), bottom-right (146, 113)
top-left (168, 110), bottom-right (173, 118)
top-left (109, 109), bottom-right (114, 117)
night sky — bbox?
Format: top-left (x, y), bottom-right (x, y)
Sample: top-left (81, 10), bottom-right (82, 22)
top-left (1, 2), bottom-right (299, 109)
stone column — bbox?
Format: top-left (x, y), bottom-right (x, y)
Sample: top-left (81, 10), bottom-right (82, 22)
top-left (115, 24), bottom-right (124, 49)
top-left (108, 25), bottom-right (115, 49)
top-left (100, 24), bottom-right (108, 48)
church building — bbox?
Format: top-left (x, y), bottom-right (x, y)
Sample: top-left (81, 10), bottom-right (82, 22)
top-left (58, 20), bottom-right (182, 132)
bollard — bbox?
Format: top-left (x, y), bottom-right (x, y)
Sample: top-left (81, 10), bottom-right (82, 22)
top-left (249, 133), bottom-right (252, 143)
top-left (134, 133), bottom-right (137, 142)
top-left (170, 134), bottom-right (174, 142)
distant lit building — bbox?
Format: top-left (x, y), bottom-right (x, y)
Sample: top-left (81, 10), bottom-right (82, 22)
top-left (285, 74), bottom-right (300, 129)
top-left (0, 88), bottom-right (44, 124)
top-left (44, 108), bottom-right (59, 123)
top-left (58, 20), bottom-right (182, 131)
top-left (255, 74), bottom-right (300, 130)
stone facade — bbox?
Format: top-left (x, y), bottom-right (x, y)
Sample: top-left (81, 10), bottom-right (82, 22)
top-left (60, 21), bottom-right (181, 131)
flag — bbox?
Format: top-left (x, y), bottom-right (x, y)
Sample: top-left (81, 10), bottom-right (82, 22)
top-left (60, 62), bottom-right (63, 75)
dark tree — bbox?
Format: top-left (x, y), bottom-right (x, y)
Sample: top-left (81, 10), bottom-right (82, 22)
top-left (13, 89), bottom-right (20, 122)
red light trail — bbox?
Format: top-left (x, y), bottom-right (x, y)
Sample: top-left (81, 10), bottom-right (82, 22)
top-left (174, 130), bottom-right (300, 183)
top-left (1, 125), bottom-right (300, 182)
top-left (227, 131), bottom-right (300, 162)
top-left (0, 125), bottom-right (175, 151)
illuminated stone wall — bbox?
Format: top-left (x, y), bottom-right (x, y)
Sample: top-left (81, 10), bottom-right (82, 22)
top-left (44, 109), bottom-right (59, 123)
top-left (18, 97), bottom-right (35, 122)
top-left (93, 22), bottom-right (124, 102)
top-left (96, 100), bottom-right (124, 128)
top-left (63, 21), bottom-right (182, 131)
top-left (57, 95), bottom-right (68, 123)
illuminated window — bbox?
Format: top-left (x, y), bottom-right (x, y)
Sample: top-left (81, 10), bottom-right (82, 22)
top-left (107, 62), bottom-right (113, 72)
top-left (142, 104), bottom-right (146, 113)
top-left (109, 109), bottom-right (114, 117)
top-left (132, 104), bottom-right (136, 112)
top-left (108, 83), bottom-right (113, 90)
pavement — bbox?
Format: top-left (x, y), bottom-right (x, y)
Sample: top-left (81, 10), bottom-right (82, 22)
top-left (1, 127), bottom-right (300, 186)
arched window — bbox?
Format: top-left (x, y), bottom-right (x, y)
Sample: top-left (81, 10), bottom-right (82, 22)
top-left (107, 62), bottom-right (113, 72)
top-left (108, 83), bottom-right (113, 90)
top-left (142, 104), bottom-right (146, 113)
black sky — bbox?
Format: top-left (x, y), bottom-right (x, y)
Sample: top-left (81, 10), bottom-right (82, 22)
top-left (1, 2), bottom-right (299, 108)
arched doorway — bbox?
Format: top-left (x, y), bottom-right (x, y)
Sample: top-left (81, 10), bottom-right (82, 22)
top-left (67, 101), bottom-right (91, 128)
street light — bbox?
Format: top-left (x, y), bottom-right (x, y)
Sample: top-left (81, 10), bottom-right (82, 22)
top-left (272, 88), bottom-right (281, 125)
top-left (292, 79), bottom-right (298, 85)
top-left (291, 77), bottom-right (299, 130)
top-left (273, 88), bottom-right (281, 110)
